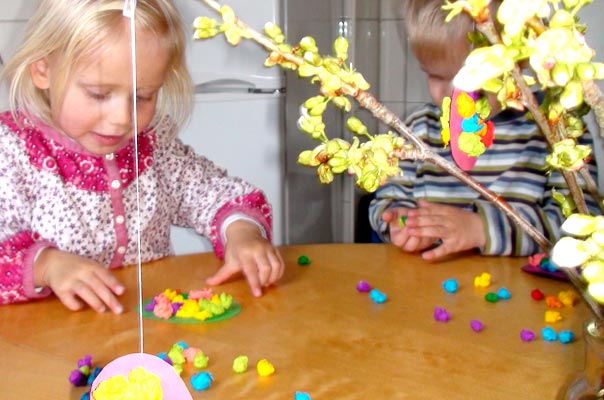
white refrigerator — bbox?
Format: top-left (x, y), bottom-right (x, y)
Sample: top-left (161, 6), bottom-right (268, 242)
top-left (171, 0), bottom-right (286, 255)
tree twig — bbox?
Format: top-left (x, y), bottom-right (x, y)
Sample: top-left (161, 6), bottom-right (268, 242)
top-left (200, 0), bottom-right (551, 252)
top-left (583, 80), bottom-right (604, 137)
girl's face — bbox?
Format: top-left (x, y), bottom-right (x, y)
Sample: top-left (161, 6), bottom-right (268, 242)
top-left (31, 23), bottom-right (170, 155)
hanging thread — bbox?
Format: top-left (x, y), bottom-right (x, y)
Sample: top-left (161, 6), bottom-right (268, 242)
top-left (124, 0), bottom-right (145, 355)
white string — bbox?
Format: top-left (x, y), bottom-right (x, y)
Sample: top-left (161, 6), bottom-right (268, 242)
top-left (124, 0), bottom-right (145, 355)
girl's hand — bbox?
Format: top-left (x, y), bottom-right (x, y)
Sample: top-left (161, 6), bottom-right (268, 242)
top-left (206, 220), bottom-right (284, 297)
top-left (382, 207), bottom-right (436, 253)
top-left (403, 199), bottom-right (486, 260)
top-left (34, 248), bottom-right (125, 314)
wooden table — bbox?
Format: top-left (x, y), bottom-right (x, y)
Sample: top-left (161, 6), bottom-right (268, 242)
top-left (0, 244), bottom-right (591, 399)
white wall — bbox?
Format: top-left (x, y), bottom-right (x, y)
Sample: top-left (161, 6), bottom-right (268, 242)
top-left (0, 3), bottom-right (36, 109)
top-left (578, 2), bottom-right (604, 191)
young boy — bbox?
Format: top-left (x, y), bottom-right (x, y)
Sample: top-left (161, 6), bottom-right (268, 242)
top-left (368, 0), bottom-right (598, 260)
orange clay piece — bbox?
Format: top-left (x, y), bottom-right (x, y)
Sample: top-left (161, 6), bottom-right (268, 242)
top-left (545, 295), bottom-right (564, 309)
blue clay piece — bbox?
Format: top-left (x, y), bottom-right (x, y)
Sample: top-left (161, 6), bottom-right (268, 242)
top-left (369, 288), bottom-right (387, 303)
top-left (541, 327), bottom-right (557, 341)
top-left (191, 371), bottom-right (214, 391)
top-left (461, 114), bottom-right (482, 133)
top-left (442, 279), bottom-right (459, 293)
top-left (559, 330), bottom-right (575, 344)
top-left (496, 287), bottom-right (511, 300)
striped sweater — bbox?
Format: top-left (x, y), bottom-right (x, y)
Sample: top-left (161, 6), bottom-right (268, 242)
top-left (369, 103), bottom-right (599, 256)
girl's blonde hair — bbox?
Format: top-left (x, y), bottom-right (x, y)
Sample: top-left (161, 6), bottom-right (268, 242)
top-left (0, 0), bottom-right (192, 134)
top-left (402, 0), bottom-right (473, 66)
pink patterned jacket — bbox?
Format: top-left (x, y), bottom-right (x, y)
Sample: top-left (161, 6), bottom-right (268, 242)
top-left (0, 111), bottom-right (272, 305)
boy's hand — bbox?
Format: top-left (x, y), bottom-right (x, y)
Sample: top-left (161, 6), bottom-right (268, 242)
top-left (34, 248), bottom-right (125, 314)
top-left (383, 207), bottom-right (436, 253)
top-left (206, 220), bottom-right (284, 297)
top-left (403, 199), bottom-right (486, 260)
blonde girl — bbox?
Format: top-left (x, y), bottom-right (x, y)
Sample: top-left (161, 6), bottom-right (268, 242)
top-left (0, 0), bottom-right (284, 313)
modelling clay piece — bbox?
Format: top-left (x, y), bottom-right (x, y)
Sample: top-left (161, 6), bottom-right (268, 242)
top-left (485, 292), bottom-right (499, 303)
top-left (87, 367), bottom-right (102, 386)
top-left (157, 352), bottom-right (172, 365)
top-left (520, 329), bottom-right (536, 342)
top-left (541, 327), bottom-right (557, 341)
top-left (399, 216), bottom-right (407, 228)
top-left (257, 359), bottom-right (275, 377)
top-left (193, 352), bottom-right (209, 369)
top-left (539, 257), bottom-right (557, 272)
top-left (496, 287), bottom-right (511, 300)
top-left (545, 295), bottom-right (564, 309)
top-left (473, 272), bottom-right (491, 288)
top-left (470, 319), bottom-right (484, 332)
top-left (442, 279), bottom-right (459, 293)
top-left (558, 330), bottom-right (575, 344)
top-left (528, 253), bottom-right (547, 267)
top-left (531, 289), bottom-right (545, 301)
top-left (545, 310), bottom-right (563, 323)
top-left (297, 255), bottom-right (311, 266)
top-left (153, 294), bottom-right (174, 319)
top-left (190, 371), bottom-right (213, 391)
top-left (444, 88), bottom-right (494, 170)
top-left (232, 355), bottom-right (249, 373)
top-left (70, 355), bottom-right (93, 387)
top-left (90, 353), bottom-right (192, 400)
top-left (295, 392), bottom-right (312, 400)
top-left (168, 344), bottom-right (186, 366)
top-left (356, 280), bottom-right (371, 292)
top-left (93, 367), bottom-right (163, 399)
top-left (369, 288), bottom-right (387, 303)
top-left (143, 288), bottom-right (240, 324)
top-left (182, 348), bottom-right (201, 363)
top-left (434, 307), bottom-right (451, 322)
top-left (558, 290), bottom-right (579, 307)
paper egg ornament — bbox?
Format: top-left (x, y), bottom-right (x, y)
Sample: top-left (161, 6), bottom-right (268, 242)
top-left (90, 353), bottom-right (192, 399)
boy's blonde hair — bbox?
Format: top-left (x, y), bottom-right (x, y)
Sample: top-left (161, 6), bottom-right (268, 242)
top-left (402, 0), bottom-right (473, 66)
top-left (1, 0), bottom-right (192, 134)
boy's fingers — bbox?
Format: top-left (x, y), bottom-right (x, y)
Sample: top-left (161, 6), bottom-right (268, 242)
top-left (382, 209), bottom-right (396, 222)
top-left (422, 244), bottom-right (446, 261)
